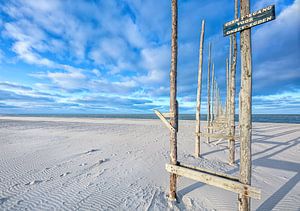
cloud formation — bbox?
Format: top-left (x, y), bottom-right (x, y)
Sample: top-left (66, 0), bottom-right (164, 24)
top-left (0, 0), bottom-right (299, 114)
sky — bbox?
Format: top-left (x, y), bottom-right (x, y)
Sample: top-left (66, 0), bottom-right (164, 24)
top-left (0, 0), bottom-right (299, 114)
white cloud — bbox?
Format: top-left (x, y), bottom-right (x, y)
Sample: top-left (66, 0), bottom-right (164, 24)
top-left (137, 45), bottom-right (170, 84)
top-left (47, 71), bottom-right (86, 91)
top-left (92, 69), bottom-right (101, 77)
top-left (253, 89), bottom-right (300, 102)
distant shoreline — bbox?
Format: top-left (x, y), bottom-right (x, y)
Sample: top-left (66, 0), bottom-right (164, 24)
top-left (0, 114), bottom-right (299, 124)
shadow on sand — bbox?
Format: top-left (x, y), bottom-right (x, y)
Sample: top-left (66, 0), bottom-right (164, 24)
top-left (177, 124), bottom-right (300, 210)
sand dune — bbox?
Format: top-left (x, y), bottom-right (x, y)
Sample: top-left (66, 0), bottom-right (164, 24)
top-left (0, 117), bottom-right (299, 210)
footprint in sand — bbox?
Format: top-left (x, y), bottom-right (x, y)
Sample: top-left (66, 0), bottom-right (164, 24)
top-left (60, 172), bottom-right (71, 177)
top-left (25, 180), bottom-right (43, 186)
top-left (17, 200), bottom-right (24, 205)
top-left (85, 149), bottom-right (100, 154)
top-left (99, 158), bottom-right (109, 164)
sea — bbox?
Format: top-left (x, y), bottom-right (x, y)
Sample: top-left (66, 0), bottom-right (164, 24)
top-left (1, 114), bottom-right (300, 124)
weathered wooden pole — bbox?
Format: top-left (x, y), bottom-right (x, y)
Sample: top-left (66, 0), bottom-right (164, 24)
top-left (219, 88), bottom-right (221, 117)
top-left (195, 20), bottom-right (205, 158)
top-left (207, 42), bottom-right (212, 143)
top-left (229, 0), bottom-right (238, 165)
top-left (238, 0), bottom-right (252, 210)
top-left (169, 0), bottom-right (178, 201)
top-left (212, 63), bottom-right (215, 124)
top-left (214, 76), bottom-right (218, 122)
top-left (195, 20), bottom-right (205, 157)
top-left (216, 83), bottom-right (219, 119)
top-left (226, 58), bottom-right (229, 121)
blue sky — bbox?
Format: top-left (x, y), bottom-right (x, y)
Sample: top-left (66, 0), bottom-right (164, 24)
top-left (0, 0), bottom-right (299, 114)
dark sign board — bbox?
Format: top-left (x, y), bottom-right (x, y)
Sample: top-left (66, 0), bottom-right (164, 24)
top-left (223, 5), bottom-right (275, 36)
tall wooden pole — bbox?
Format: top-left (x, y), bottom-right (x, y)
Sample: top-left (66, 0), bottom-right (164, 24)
top-left (239, 0), bottom-right (252, 210)
top-left (216, 83), bottom-right (219, 119)
top-left (226, 58), bottom-right (229, 121)
top-left (195, 20), bottom-right (205, 158)
top-left (229, 0), bottom-right (238, 165)
top-left (169, 0), bottom-right (178, 201)
top-left (207, 42), bottom-right (212, 143)
top-left (214, 76), bottom-right (217, 121)
top-left (212, 63), bottom-right (215, 124)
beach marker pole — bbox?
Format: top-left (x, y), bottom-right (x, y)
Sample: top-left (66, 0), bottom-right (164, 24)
top-left (207, 42), bottom-right (212, 143)
top-left (238, 0), bottom-right (252, 209)
top-left (223, 3), bottom-right (276, 209)
top-left (169, 0), bottom-right (178, 201)
top-left (195, 20), bottom-right (205, 158)
top-left (212, 63), bottom-right (215, 126)
top-left (228, 0), bottom-right (238, 165)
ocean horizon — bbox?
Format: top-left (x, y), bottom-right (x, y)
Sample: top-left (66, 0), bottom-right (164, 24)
top-left (1, 114), bottom-right (300, 124)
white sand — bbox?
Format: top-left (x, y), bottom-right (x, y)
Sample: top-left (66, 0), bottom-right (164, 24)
top-left (0, 117), bottom-right (299, 210)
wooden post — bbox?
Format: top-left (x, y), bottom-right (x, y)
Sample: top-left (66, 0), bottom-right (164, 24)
top-left (226, 58), bottom-right (229, 122)
top-left (212, 63), bottom-right (215, 125)
top-left (216, 84), bottom-right (219, 119)
top-left (169, 0), bottom-right (178, 201)
top-left (207, 42), bottom-right (212, 143)
top-left (229, 0), bottom-right (238, 165)
top-left (214, 76), bottom-right (218, 123)
top-left (195, 20), bottom-right (205, 158)
top-left (219, 88), bottom-right (221, 117)
top-left (239, 90), bottom-right (241, 127)
top-left (238, 0), bottom-right (252, 210)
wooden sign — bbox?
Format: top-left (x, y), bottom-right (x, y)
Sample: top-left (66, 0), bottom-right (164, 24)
top-left (223, 5), bottom-right (275, 36)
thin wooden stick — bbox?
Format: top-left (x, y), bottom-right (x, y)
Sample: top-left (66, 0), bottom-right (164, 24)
top-left (239, 0), bottom-right (252, 210)
top-left (169, 0), bottom-right (178, 201)
top-left (207, 42), bottom-right (212, 143)
top-left (195, 20), bottom-right (205, 158)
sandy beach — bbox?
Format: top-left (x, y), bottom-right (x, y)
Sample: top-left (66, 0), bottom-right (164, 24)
top-left (0, 117), bottom-right (299, 210)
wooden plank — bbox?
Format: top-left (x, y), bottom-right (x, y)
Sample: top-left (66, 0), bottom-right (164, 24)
top-left (166, 164), bottom-right (261, 199)
top-left (154, 110), bottom-right (175, 133)
top-left (196, 132), bottom-right (238, 140)
top-left (179, 163), bottom-right (239, 181)
top-left (169, 0), bottom-right (178, 201)
top-left (195, 20), bottom-right (205, 158)
top-left (203, 125), bottom-right (227, 130)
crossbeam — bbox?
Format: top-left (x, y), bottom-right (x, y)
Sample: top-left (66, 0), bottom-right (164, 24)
top-left (162, 112), bottom-right (175, 118)
top-left (166, 164), bottom-right (261, 199)
top-left (154, 110), bottom-right (176, 133)
top-left (196, 132), bottom-right (238, 140)
top-left (203, 125), bottom-right (228, 130)
top-left (179, 163), bottom-right (238, 181)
